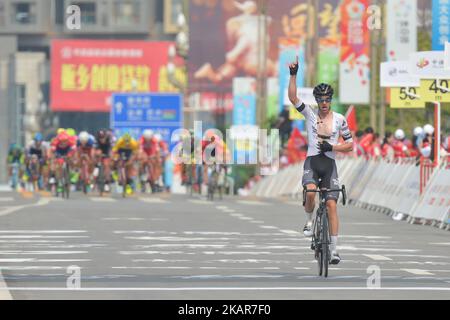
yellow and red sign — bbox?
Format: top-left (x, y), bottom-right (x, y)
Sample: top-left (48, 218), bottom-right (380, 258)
top-left (51, 40), bottom-right (185, 112)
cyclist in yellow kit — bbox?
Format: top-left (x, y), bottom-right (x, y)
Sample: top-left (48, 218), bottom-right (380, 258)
top-left (112, 133), bottom-right (139, 194)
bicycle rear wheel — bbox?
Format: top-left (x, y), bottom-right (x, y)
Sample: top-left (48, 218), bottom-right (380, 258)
top-left (98, 164), bottom-right (105, 196)
top-left (315, 213), bottom-right (323, 276)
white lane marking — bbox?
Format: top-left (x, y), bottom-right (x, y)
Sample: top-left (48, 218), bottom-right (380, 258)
top-left (340, 235), bottom-right (392, 239)
top-left (363, 254), bottom-right (393, 261)
top-left (236, 200), bottom-right (270, 206)
top-left (293, 267), bottom-right (311, 270)
top-left (0, 230), bottom-right (87, 234)
top-left (188, 199), bottom-right (212, 205)
top-left (0, 251), bottom-right (87, 255)
top-left (102, 218), bottom-right (145, 221)
top-left (347, 223), bottom-right (386, 226)
top-left (215, 206), bottom-right (228, 210)
top-left (132, 244), bottom-right (227, 249)
top-left (132, 259), bottom-right (191, 263)
top-left (175, 275), bottom-right (284, 280)
top-left (0, 197), bottom-right (14, 202)
top-left (238, 217), bottom-right (253, 220)
top-left (124, 236), bottom-right (231, 241)
top-left (0, 198), bottom-right (50, 217)
top-left (280, 230), bottom-right (300, 235)
top-left (429, 243), bottom-right (450, 246)
top-left (139, 198), bottom-right (169, 204)
top-left (0, 270), bottom-right (12, 300)
top-left (89, 197), bottom-right (116, 202)
top-left (0, 266), bottom-right (67, 270)
top-left (259, 226), bottom-right (278, 229)
top-left (112, 266), bottom-right (191, 270)
top-left (0, 236), bottom-right (88, 239)
top-left (402, 269), bottom-right (435, 276)
top-left (0, 259), bottom-right (90, 263)
top-left (338, 246), bottom-right (418, 253)
top-left (230, 214), bottom-right (243, 217)
top-left (0, 241), bottom-right (65, 243)
top-left (1, 287), bottom-right (450, 292)
top-left (120, 251), bottom-right (185, 255)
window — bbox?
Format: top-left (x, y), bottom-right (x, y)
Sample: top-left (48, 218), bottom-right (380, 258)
top-left (70, 2), bottom-right (96, 25)
top-left (0, 2), bottom-right (5, 26)
top-left (12, 2), bottom-right (37, 25)
top-left (113, 0), bottom-right (140, 26)
top-left (55, 0), bottom-right (65, 25)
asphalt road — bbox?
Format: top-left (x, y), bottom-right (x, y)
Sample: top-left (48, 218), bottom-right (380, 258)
top-left (0, 189), bottom-right (449, 300)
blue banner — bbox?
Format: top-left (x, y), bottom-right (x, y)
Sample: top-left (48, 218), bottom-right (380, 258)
top-left (432, 0), bottom-right (450, 50)
top-left (111, 93), bottom-right (183, 150)
top-left (232, 94), bottom-right (256, 126)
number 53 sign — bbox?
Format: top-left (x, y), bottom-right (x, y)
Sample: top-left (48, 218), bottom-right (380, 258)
top-left (390, 79), bottom-right (450, 108)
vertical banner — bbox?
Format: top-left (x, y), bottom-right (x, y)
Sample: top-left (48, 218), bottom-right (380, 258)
top-left (317, 0), bottom-right (342, 112)
top-left (432, 0), bottom-right (450, 50)
top-left (232, 78), bottom-right (257, 162)
top-left (266, 77), bottom-right (279, 119)
top-left (339, 0), bottom-right (370, 104)
top-left (386, 0), bottom-right (417, 61)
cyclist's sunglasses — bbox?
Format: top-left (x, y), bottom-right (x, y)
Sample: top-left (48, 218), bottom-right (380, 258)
top-left (316, 97), bottom-right (332, 104)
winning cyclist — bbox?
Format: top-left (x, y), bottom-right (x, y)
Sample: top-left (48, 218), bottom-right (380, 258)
top-left (288, 56), bottom-right (353, 265)
top-left (138, 129), bottom-right (161, 192)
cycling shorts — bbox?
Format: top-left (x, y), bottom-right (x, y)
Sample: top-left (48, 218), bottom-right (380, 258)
top-left (302, 154), bottom-right (340, 201)
top-left (118, 149), bottom-right (132, 161)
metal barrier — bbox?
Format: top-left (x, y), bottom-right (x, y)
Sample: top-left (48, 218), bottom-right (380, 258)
top-left (248, 156), bottom-right (449, 229)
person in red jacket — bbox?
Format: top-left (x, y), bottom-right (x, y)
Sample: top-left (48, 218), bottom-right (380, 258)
top-left (381, 131), bottom-right (395, 161)
top-left (392, 129), bottom-right (410, 160)
top-left (359, 127), bottom-right (375, 159)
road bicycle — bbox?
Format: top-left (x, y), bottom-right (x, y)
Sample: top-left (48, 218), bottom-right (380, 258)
top-left (303, 183), bottom-right (347, 278)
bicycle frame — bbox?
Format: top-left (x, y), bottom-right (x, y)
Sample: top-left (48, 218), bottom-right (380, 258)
top-left (303, 185), bottom-right (347, 278)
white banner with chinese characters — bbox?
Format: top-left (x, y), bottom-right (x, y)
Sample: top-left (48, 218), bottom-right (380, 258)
top-left (386, 0), bottom-right (417, 61)
top-left (409, 51), bottom-right (450, 79)
top-left (380, 60), bottom-right (421, 87)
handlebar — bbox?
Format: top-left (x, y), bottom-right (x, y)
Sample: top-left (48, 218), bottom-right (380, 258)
top-left (302, 185), bottom-right (347, 206)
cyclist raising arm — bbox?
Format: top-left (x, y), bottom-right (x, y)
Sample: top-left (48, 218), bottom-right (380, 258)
top-left (288, 56), bottom-right (353, 265)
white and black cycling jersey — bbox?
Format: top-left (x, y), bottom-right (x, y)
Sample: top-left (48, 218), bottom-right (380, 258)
top-left (295, 102), bottom-right (353, 160)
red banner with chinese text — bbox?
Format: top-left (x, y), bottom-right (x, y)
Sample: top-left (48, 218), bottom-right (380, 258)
top-left (51, 40), bottom-right (184, 112)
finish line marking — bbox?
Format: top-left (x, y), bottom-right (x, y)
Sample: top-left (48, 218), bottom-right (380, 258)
top-left (0, 287), bottom-right (449, 292)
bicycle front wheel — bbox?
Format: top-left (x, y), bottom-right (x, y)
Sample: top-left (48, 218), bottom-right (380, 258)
top-left (322, 213), bottom-right (330, 278)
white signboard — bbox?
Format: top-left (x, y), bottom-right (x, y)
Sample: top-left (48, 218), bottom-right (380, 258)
top-left (386, 0), bottom-right (417, 61)
top-left (409, 51), bottom-right (450, 79)
top-left (380, 61), bottom-right (420, 87)
top-left (445, 42), bottom-right (450, 70)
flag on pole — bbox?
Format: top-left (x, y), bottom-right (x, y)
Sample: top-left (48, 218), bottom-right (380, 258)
top-left (345, 105), bottom-right (358, 132)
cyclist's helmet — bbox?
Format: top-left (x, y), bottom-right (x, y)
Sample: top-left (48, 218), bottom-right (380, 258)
top-left (413, 126), bottom-right (424, 136)
top-left (57, 128), bottom-right (66, 135)
top-left (59, 132), bottom-right (70, 142)
top-left (66, 128), bottom-right (76, 137)
top-left (423, 124), bottom-right (434, 135)
top-left (33, 133), bottom-right (43, 142)
top-left (143, 129), bottom-right (154, 140)
top-left (97, 129), bottom-right (107, 140)
top-left (394, 129), bottom-right (405, 140)
top-left (313, 83), bottom-right (334, 98)
top-left (122, 133), bottom-right (132, 143)
top-left (79, 131), bottom-right (90, 144)
top-left (154, 133), bottom-right (162, 142)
